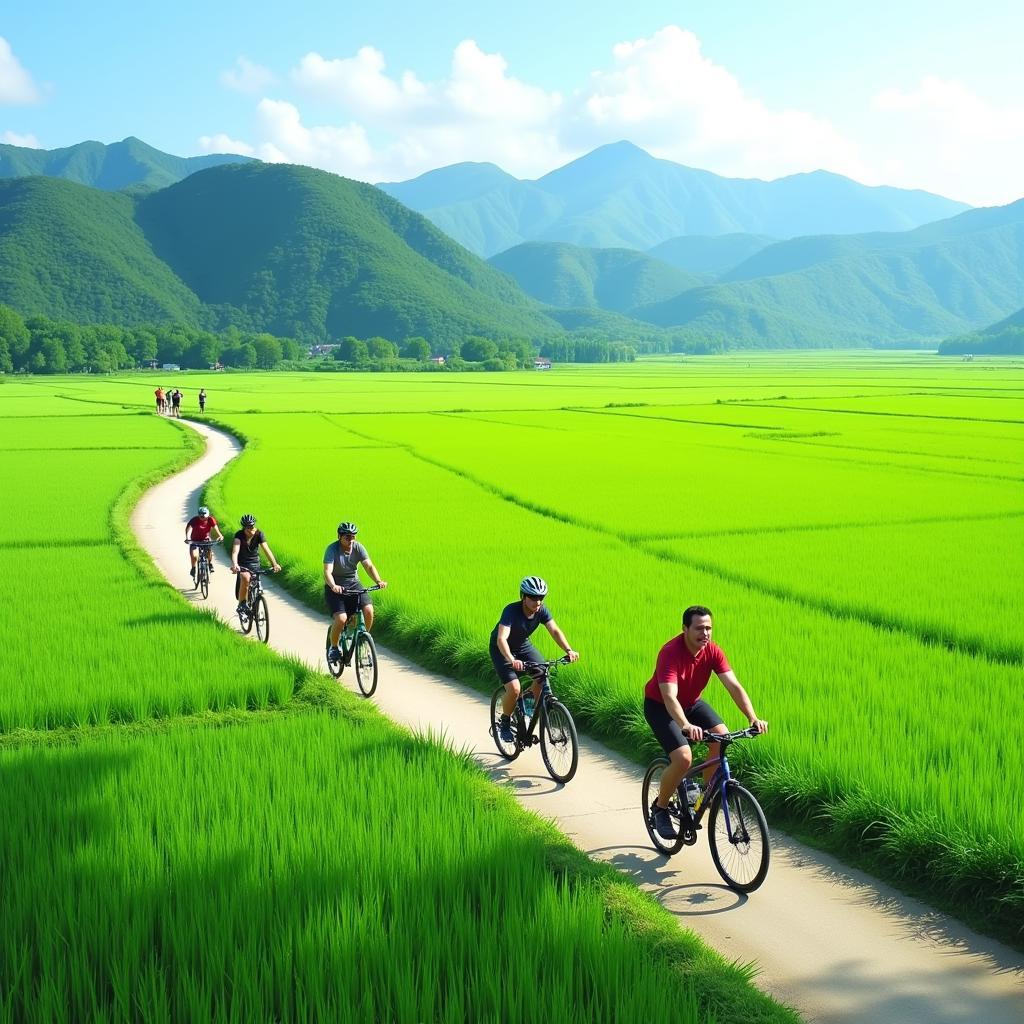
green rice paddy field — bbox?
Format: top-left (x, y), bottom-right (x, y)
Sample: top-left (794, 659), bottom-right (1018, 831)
top-left (77, 351), bottom-right (1024, 937)
top-left (0, 379), bottom-right (794, 1021)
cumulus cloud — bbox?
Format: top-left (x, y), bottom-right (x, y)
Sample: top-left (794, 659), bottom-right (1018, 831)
top-left (1, 129), bottom-right (41, 148)
top-left (0, 36), bottom-right (40, 104)
top-left (197, 132), bottom-right (256, 156)
top-left (197, 27), bottom-right (1021, 204)
top-left (870, 76), bottom-right (1024, 205)
top-left (221, 56), bottom-right (277, 94)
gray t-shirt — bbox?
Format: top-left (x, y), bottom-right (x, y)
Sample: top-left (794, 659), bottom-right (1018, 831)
top-left (323, 540), bottom-right (369, 590)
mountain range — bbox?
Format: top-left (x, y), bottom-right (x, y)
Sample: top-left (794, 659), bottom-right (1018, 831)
top-left (379, 141), bottom-right (971, 257)
top-left (0, 136), bottom-right (251, 193)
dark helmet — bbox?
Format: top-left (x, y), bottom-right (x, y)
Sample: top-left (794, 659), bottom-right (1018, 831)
top-left (519, 575), bottom-right (548, 598)
top-left (240, 514), bottom-right (257, 528)
top-left (337, 521), bottom-right (359, 535)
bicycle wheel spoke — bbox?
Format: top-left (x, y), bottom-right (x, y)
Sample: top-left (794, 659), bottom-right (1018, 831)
top-left (708, 782), bottom-right (770, 892)
top-left (540, 700), bottom-right (578, 783)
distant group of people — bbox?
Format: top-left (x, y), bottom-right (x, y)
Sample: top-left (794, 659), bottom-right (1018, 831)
top-left (154, 387), bottom-right (207, 417)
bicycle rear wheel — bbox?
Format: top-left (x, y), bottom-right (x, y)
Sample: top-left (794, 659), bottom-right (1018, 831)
top-left (199, 564), bottom-right (209, 600)
top-left (254, 595), bottom-right (269, 644)
top-left (708, 781), bottom-right (770, 892)
top-left (540, 699), bottom-right (579, 783)
top-left (489, 686), bottom-right (522, 761)
top-left (325, 627), bottom-right (343, 678)
top-left (238, 599), bottom-right (253, 634)
top-left (641, 759), bottom-right (687, 856)
top-left (354, 631), bottom-right (378, 696)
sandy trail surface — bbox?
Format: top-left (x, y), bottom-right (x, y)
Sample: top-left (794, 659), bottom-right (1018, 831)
top-left (132, 419), bottom-right (1024, 1024)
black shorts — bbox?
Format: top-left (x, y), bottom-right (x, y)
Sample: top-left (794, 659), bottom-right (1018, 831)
top-left (325, 587), bottom-right (372, 616)
top-left (490, 641), bottom-right (544, 685)
top-left (644, 698), bottom-right (724, 755)
top-left (235, 565), bottom-right (258, 598)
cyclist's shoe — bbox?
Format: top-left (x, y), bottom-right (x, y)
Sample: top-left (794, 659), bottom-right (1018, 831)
top-left (651, 802), bottom-right (677, 840)
top-left (499, 715), bottom-right (515, 744)
top-left (208, 562), bottom-right (215, 573)
top-left (190, 566), bottom-right (196, 578)
top-left (327, 646), bottom-right (342, 664)
top-left (236, 602), bottom-right (247, 615)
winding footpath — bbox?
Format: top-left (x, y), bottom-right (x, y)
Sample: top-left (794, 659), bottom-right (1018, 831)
top-left (133, 420), bottom-right (1024, 1024)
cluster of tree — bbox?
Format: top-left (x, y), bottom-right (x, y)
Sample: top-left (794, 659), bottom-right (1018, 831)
top-left (938, 326), bottom-right (1024, 356)
top-left (538, 337), bottom-right (636, 362)
top-left (0, 305), bottom-right (304, 374)
top-left (331, 333), bottom-right (541, 370)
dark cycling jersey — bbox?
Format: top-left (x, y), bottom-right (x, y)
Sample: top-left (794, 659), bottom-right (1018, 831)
top-left (233, 528), bottom-right (266, 570)
top-left (489, 601), bottom-right (553, 654)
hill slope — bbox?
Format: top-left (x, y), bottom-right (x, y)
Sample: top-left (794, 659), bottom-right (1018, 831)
top-left (0, 137), bottom-right (252, 192)
top-left (0, 165), bottom-right (565, 344)
top-left (939, 305), bottom-right (1024, 355)
top-left (0, 177), bottom-right (203, 323)
top-left (634, 200), bottom-right (1024, 346)
top-left (379, 141), bottom-right (971, 256)
top-left (489, 241), bottom-right (701, 313)
top-left (647, 233), bottom-right (776, 276)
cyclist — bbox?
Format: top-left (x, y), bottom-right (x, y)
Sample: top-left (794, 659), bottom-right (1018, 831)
top-left (491, 576), bottom-right (579, 743)
top-left (230, 514), bottom-right (281, 612)
top-left (198, 388), bottom-right (207, 413)
top-left (184, 505), bottom-right (224, 578)
top-left (644, 605), bottom-right (768, 840)
top-left (324, 521), bottom-right (387, 664)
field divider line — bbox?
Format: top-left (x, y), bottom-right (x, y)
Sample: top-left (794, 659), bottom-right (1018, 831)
top-left (636, 508), bottom-right (1024, 542)
top-left (130, 417), bottom-right (1024, 1023)
top-left (738, 402), bottom-right (1024, 426)
top-left (339, 422), bottom-right (1024, 667)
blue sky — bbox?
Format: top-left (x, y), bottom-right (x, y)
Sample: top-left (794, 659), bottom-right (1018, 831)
top-left (2, 1), bottom-right (1023, 205)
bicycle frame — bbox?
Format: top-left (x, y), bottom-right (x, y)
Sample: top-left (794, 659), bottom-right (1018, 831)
top-left (338, 606), bottom-right (369, 655)
top-left (513, 668), bottom-right (556, 747)
top-left (681, 734), bottom-right (743, 833)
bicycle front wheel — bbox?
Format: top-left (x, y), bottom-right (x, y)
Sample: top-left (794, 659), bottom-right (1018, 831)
top-left (254, 595), bottom-right (270, 644)
top-left (199, 566), bottom-right (209, 600)
top-left (708, 781), bottom-right (770, 892)
top-left (489, 686), bottom-right (521, 761)
top-left (354, 631), bottom-right (378, 696)
top-left (540, 699), bottom-right (579, 783)
top-left (641, 759), bottom-right (687, 856)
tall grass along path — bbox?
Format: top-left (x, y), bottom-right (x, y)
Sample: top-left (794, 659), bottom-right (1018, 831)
top-left (130, 417), bottom-right (1024, 1024)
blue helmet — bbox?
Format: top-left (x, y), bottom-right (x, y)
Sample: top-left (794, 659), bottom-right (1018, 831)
top-left (519, 575), bottom-right (548, 598)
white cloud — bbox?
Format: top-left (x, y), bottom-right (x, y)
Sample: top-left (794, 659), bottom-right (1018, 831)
top-left (1, 129), bottom-right (41, 148)
top-left (197, 133), bottom-right (255, 156)
top-left (197, 27), bottom-right (1023, 204)
top-left (870, 76), bottom-right (1024, 205)
top-left (0, 36), bottom-right (40, 104)
top-left (220, 56), bottom-right (276, 94)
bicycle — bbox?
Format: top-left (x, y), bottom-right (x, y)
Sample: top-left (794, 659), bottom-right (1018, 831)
top-left (325, 585), bottom-right (383, 696)
top-left (186, 540), bottom-right (215, 599)
top-left (641, 726), bottom-right (770, 892)
top-left (237, 567), bottom-right (273, 644)
top-left (488, 656), bottom-right (579, 784)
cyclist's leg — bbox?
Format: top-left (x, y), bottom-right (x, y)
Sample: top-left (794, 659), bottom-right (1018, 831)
top-left (490, 649), bottom-right (521, 717)
top-left (361, 598), bottom-right (374, 631)
top-left (520, 641), bottom-right (546, 704)
top-left (330, 612), bottom-right (347, 647)
top-left (643, 698), bottom-right (693, 807)
top-left (189, 543), bottom-right (199, 570)
top-left (237, 569), bottom-right (252, 604)
top-left (686, 700), bottom-right (726, 786)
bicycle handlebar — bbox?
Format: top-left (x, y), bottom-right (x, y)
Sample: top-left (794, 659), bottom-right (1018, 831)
top-left (520, 655), bottom-right (573, 670)
top-left (697, 725), bottom-right (763, 742)
top-left (336, 584), bottom-right (384, 595)
top-left (185, 540), bottom-right (216, 546)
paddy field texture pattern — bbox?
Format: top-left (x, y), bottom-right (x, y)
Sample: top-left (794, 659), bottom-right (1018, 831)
top-left (204, 353), bottom-right (1018, 937)
top-left (0, 378), bottom-right (796, 1022)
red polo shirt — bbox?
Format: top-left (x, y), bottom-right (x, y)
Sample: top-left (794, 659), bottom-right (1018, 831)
top-left (186, 515), bottom-right (218, 541)
top-left (644, 637), bottom-right (731, 707)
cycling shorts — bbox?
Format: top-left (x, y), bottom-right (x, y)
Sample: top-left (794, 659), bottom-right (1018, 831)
top-left (490, 641), bottom-right (544, 685)
top-left (325, 587), bottom-right (372, 617)
top-left (644, 697), bottom-right (724, 755)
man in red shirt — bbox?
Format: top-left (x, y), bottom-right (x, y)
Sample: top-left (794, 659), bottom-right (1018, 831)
top-left (644, 605), bottom-right (768, 840)
top-left (185, 506), bottom-right (224, 578)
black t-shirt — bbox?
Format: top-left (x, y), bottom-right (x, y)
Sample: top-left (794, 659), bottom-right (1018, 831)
top-left (489, 601), bottom-right (553, 653)
top-left (233, 528), bottom-right (266, 569)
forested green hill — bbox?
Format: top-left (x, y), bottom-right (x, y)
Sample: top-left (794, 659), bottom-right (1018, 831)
top-left (0, 165), bottom-right (565, 345)
top-left (0, 136), bottom-right (251, 191)
top-left (488, 241), bottom-right (700, 313)
top-left (634, 200), bottom-right (1024, 346)
top-left (939, 306), bottom-right (1024, 355)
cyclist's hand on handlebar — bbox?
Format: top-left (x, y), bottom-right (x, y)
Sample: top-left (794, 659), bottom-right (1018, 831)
top-left (230, 565), bottom-right (240, 575)
top-left (682, 723), bottom-right (705, 741)
top-left (749, 718), bottom-right (768, 735)
top-left (331, 584), bottom-right (343, 594)
top-left (376, 580), bottom-right (388, 589)
top-left (510, 658), bottom-right (525, 672)
top-left (565, 649), bottom-right (579, 663)
top-left (272, 563), bottom-right (282, 573)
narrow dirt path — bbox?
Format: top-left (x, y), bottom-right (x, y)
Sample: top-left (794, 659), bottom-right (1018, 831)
top-left (132, 420), bottom-right (1024, 1024)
